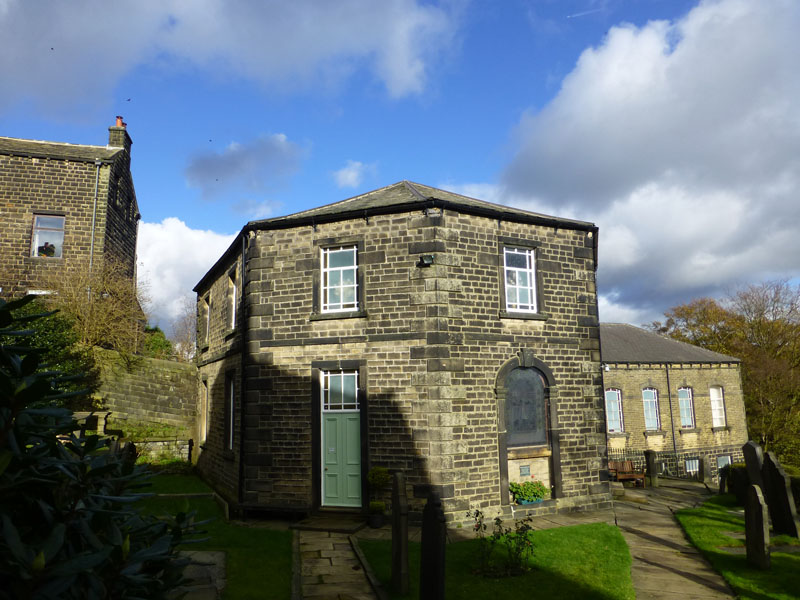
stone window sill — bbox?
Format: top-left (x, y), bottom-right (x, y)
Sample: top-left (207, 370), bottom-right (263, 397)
top-left (711, 425), bottom-right (730, 433)
top-left (224, 328), bottom-right (238, 340)
top-left (199, 344), bottom-right (209, 353)
top-left (607, 432), bottom-right (629, 438)
top-left (678, 428), bottom-right (700, 435)
top-left (310, 310), bottom-right (367, 322)
top-left (499, 310), bottom-right (549, 321)
top-left (644, 430), bottom-right (666, 437)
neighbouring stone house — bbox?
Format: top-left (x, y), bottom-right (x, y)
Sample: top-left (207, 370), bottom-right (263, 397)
top-left (0, 117), bottom-right (140, 297)
top-left (600, 323), bottom-right (748, 480)
top-left (194, 181), bottom-right (611, 523)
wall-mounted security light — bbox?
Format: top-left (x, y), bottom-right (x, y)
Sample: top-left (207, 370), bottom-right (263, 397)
top-left (417, 254), bottom-right (435, 268)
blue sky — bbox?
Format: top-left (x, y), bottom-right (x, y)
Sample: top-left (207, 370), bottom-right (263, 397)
top-left (2, 0), bottom-right (798, 333)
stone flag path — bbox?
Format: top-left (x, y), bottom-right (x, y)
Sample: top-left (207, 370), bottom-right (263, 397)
top-left (295, 530), bottom-right (377, 599)
top-left (613, 481), bottom-right (735, 600)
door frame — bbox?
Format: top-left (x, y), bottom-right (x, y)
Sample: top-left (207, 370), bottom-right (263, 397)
top-left (311, 360), bottom-right (369, 512)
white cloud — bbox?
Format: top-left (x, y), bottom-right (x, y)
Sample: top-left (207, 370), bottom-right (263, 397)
top-left (137, 218), bottom-right (236, 330)
top-left (500, 0), bottom-right (800, 319)
top-left (333, 160), bottom-right (374, 188)
top-left (0, 0), bottom-right (458, 115)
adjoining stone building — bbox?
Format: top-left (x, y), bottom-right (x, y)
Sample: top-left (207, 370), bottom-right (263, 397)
top-left (600, 323), bottom-right (748, 480)
top-left (0, 117), bottom-right (140, 297)
top-left (194, 181), bottom-right (611, 523)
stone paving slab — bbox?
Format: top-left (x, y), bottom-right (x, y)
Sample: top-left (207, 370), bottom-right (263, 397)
top-left (297, 530), bottom-right (376, 599)
top-left (168, 550), bottom-right (226, 600)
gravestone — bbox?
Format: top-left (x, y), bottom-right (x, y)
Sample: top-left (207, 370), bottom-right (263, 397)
top-left (761, 452), bottom-right (800, 538)
top-left (392, 472), bottom-right (410, 594)
top-left (419, 492), bottom-right (446, 600)
top-left (644, 450), bottom-right (658, 488)
top-left (745, 484), bottom-right (770, 570)
top-left (742, 441), bottom-right (765, 493)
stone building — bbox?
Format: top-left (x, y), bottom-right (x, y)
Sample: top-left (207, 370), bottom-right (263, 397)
top-left (194, 181), bottom-right (610, 522)
top-left (600, 323), bottom-right (748, 479)
top-left (0, 117), bottom-right (140, 297)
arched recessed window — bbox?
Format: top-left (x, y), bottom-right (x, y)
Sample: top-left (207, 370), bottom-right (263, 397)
top-left (604, 389), bottom-right (624, 433)
top-left (678, 387), bottom-right (695, 428)
top-left (505, 367), bottom-right (548, 447)
top-left (642, 388), bottom-right (660, 431)
top-left (710, 386), bottom-right (726, 427)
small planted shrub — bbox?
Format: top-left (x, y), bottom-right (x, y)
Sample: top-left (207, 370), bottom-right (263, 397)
top-left (367, 466), bottom-right (391, 495)
top-left (466, 509), bottom-right (535, 577)
top-left (509, 479), bottom-right (550, 504)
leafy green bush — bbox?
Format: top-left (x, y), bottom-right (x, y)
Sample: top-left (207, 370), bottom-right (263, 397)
top-left (0, 297), bottom-right (98, 409)
top-left (0, 297), bottom-right (200, 599)
top-left (509, 480), bottom-right (549, 503)
top-left (141, 326), bottom-right (173, 360)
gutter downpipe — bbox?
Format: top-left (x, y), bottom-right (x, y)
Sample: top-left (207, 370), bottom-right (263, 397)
top-left (665, 364), bottom-right (679, 465)
top-left (238, 229), bottom-right (249, 509)
top-left (88, 160), bottom-right (102, 302)
top-left (90, 160), bottom-right (102, 273)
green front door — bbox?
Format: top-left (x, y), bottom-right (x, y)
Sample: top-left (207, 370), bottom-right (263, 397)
top-left (322, 412), bottom-right (362, 507)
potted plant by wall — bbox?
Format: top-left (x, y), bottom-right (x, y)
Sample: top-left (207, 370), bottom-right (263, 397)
top-left (509, 479), bottom-right (550, 504)
top-left (367, 466), bottom-right (391, 528)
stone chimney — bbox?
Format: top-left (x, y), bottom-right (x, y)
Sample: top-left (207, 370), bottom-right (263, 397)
top-left (108, 115), bottom-right (132, 152)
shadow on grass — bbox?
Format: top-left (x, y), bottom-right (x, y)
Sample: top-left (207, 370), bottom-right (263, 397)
top-left (676, 494), bottom-right (800, 600)
top-left (139, 495), bottom-right (292, 600)
top-left (359, 523), bottom-right (634, 600)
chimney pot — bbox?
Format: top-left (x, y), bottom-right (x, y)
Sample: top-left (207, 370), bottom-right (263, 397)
top-left (115, 115), bottom-right (126, 128)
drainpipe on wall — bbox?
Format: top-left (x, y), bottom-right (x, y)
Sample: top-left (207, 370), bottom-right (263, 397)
top-left (88, 159), bottom-right (102, 302)
top-left (665, 364), bottom-right (679, 464)
top-left (90, 160), bottom-right (102, 273)
top-left (238, 229), bottom-right (249, 507)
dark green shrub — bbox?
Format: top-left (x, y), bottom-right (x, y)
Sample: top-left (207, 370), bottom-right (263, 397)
top-left (726, 462), bottom-right (748, 504)
top-left (0, 297), bottom-right (200, 599)
top-left (141, 327), bottom-right (173, 360)
top-left (0, 297), bottom-right (98, 409)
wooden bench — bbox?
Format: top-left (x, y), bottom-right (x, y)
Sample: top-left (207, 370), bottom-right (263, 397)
top-left (608, 460), bottom-right (646, 487)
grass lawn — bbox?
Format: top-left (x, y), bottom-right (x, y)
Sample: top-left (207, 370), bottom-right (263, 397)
top-left (359, 522), bottom-right (634, 600)
top-left (138, 472), bottom-right (214, 494)
top-left (137, 473), bottom-right (293, 600)
top-left (675, 494), bottom-right (800, 600)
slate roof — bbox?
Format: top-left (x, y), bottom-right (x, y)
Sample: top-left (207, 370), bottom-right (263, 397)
top-left (600, 323), bottom-right (739, 364)
top-left (0, 136), bottom-right (122, 163)
top-left (249, 181), bottom-right (595, 231)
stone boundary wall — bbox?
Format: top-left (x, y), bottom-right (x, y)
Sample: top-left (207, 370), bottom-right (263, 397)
top-left (94, 349), bottom-right (199, 433)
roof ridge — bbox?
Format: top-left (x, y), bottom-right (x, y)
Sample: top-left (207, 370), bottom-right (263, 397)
top-left (403, 180), bottom-right (428, 201)
top-left (0, 136), bottom-right (107, 150)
